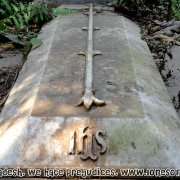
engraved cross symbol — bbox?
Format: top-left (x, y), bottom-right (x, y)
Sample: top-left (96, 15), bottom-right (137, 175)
top-left (77, 3), bottom-right (105, 111)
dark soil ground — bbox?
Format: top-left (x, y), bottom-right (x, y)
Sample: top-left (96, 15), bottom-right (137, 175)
top-left (138, 15), bottom-right (180, 117)
top-left (0, 42), bottom-right (24, 112)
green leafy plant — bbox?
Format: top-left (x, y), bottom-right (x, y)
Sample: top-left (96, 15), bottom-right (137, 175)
top-left (0, 0), bottom-right (48, 56)
top-left (0, 1), bottom-right (31, 30)
top-left (172, 0), bottom-right (180, 19)
top-left (158, 0), bottom-right (180, 19)
top-left (30, 2), bottom-right (53, 25)
top-left (0, 1), bottom-right (78, 56)
top-left (0, 0), bottom-right (52, 30)
top-left (0, 22), bottom-right (7, 30)
top-left (30, 37), bottom-right (43, 49)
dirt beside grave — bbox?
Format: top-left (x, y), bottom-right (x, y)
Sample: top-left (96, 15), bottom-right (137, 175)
top-left (0, 42), bottom-right (24, 112)
top-left (139, 20), bottom-right (180, 117)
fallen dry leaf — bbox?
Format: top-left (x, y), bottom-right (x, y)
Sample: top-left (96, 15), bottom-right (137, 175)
top-left (152, 34), bottom-right (175, 42)
top-left (0, 42), bottom-right (14, 52)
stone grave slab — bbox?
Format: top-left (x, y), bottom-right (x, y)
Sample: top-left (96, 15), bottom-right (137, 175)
top-left (35, 0), bottom-right (108, 6)
top-left (0, 5), bottom-right (180, 178)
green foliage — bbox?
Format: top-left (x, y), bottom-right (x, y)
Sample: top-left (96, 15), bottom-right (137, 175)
top-left (159, 0), bottom-right (180, 19)
top-left (52, 8), bottom-right (79, 17)
top-left (0, 31), bottom-right (25, 45)
top-left (0, 22), bottom-right (7, 31)
top-left (30, 37), bottom-right (43, 49)
top-left (0, 0), bottom-right (52, 30)
top-left (172, 0), bottom-right (180, 19)
top-left (0, 1), bottom-right (80, 55)
top-left (30, 2), bottom-right (53, 25)
top-left (0, 0), bottom-right (80, 55)
top-left (0, 0), bottom-right (53, 54)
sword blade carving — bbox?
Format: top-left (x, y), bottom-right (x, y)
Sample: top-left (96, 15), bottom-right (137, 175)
top-left (77, 3), bottom-right (105, 111)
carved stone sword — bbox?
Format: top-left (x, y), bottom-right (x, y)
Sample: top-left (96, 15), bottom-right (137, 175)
top-left (77, 3), bottom-right (105, 111)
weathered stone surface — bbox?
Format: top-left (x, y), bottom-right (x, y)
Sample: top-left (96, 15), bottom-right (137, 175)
top-left (59, 4), bottom-right (114, 11)
top-left (0, 7), bottom-right (180, 174)
top-left (34, 0), bottom-right (107, 6)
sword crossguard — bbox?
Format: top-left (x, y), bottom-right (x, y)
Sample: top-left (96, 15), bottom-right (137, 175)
top-left (78, 51), bottom-right (101, 57)
top-left (93, 50), bottom-right (102, 56)
top-left (78, 51), bottom-right (87, 56)
top-left (94, 27), bottom-right (100, 30)
top-left (82, 27), bottom-right (100, 31)
top-left (82, 27), bottom-right (89, 31)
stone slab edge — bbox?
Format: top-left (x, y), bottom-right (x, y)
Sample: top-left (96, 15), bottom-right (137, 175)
top-left (0, 18), bottom-right (59, 129)
top-left (59, 4), bottom-right (114, 11)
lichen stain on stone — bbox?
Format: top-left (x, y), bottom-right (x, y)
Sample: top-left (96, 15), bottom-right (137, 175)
top-left (108, 121), bottom-right (165, 163)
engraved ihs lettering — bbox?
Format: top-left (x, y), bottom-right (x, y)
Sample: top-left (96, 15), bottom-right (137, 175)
top-left (80, 126), bottom-right (97, 160)
top-left (95, 130), bottom-right (107, 154)
top-left (69, 127), bottom-right (107, 161)
top-left (69, 131), bottom-right (76, 154)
